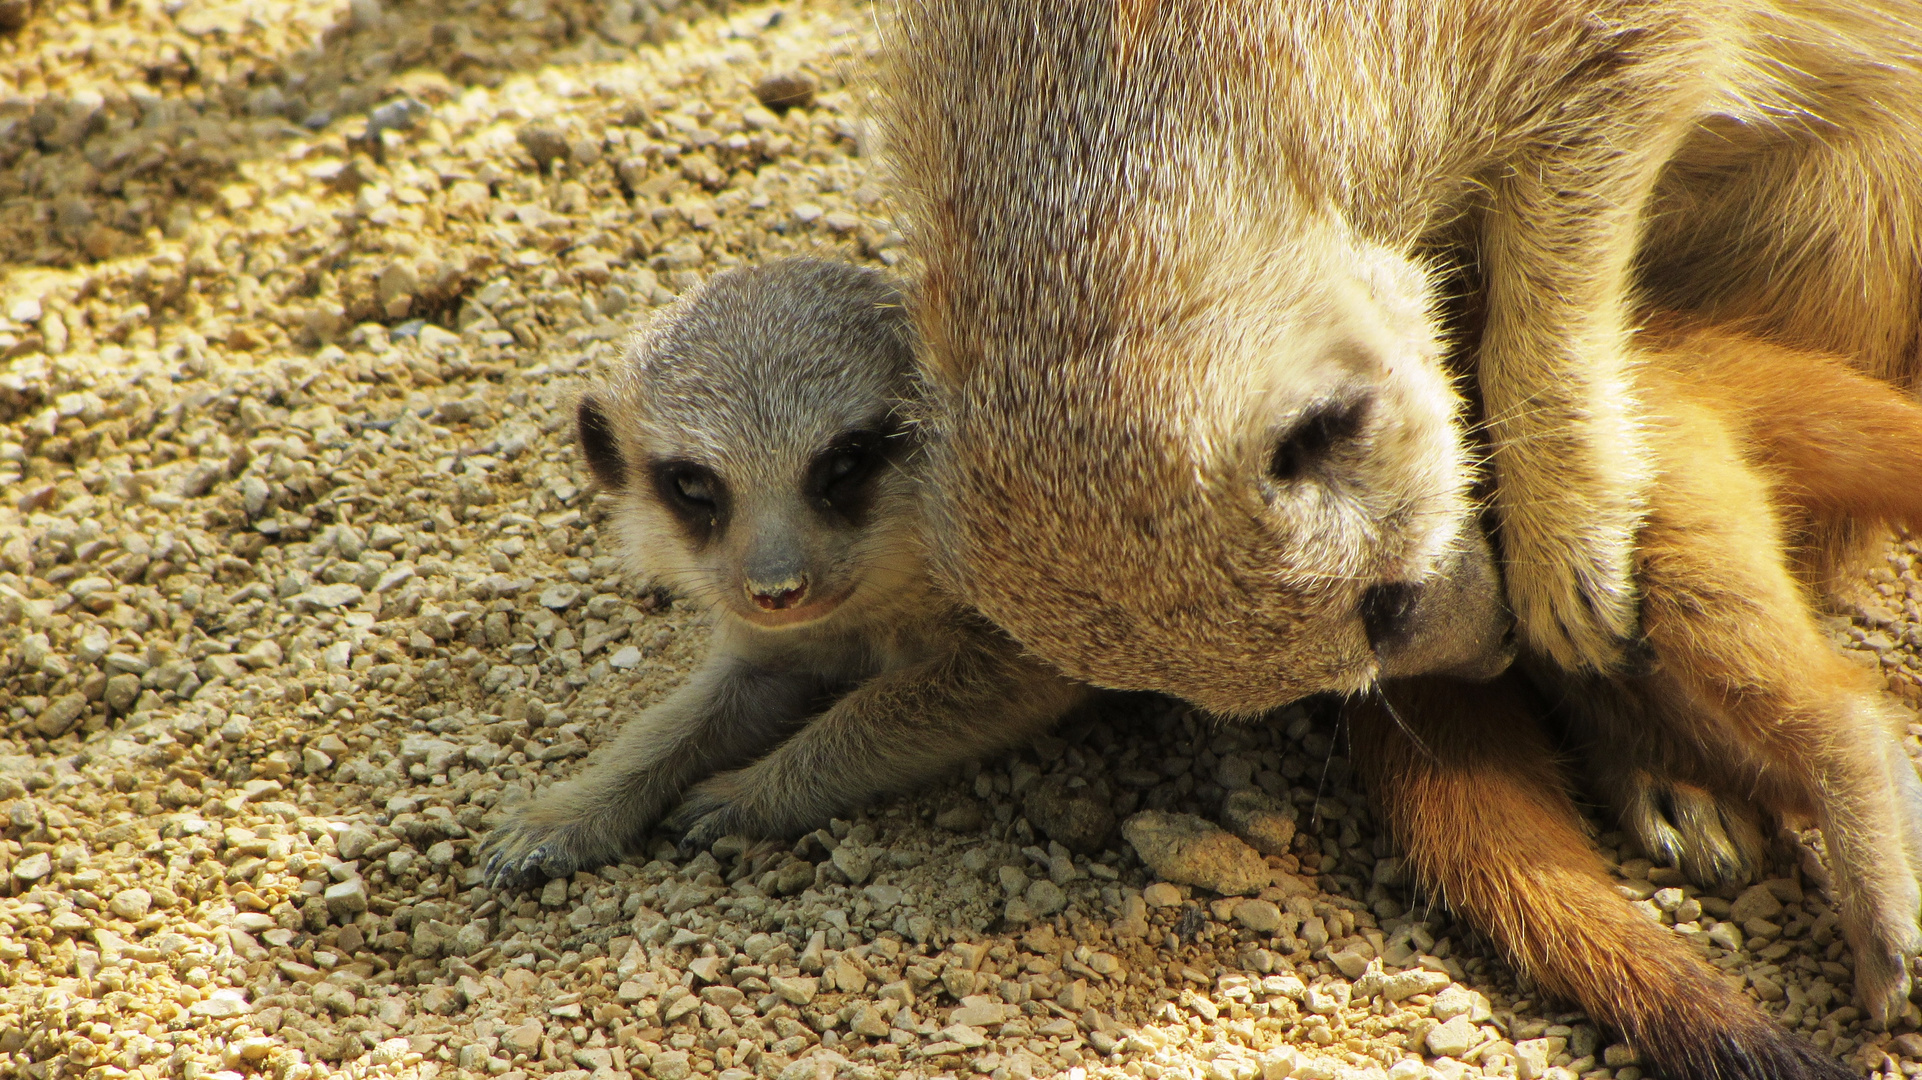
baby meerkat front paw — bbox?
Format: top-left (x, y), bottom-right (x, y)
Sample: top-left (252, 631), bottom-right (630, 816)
top-left (480, 816), bottom-right (609, 891)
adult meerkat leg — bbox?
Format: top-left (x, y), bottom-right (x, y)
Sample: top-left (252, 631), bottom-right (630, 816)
top-left (1634, 402), bottom-right (1922, 1023)
top-left (482, 657), bottom-right (818, 888)
top-left (1637, 323), bottom-right (1922, 526)
top-left (1554, 327), bottom-right (1922, 895)
top-left (668, 630), bottom-right (1087, 848)
top-left (1351, 676), bottom-right (1851, 1080)
top-left (1480, 110), bottom-right (1701, 675)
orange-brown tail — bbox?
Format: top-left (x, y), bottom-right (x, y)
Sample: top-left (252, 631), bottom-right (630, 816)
top-left (1351, 675), bottom-right (1853, 1080)
top-left (1640, 322), bottom-right (1922, 528)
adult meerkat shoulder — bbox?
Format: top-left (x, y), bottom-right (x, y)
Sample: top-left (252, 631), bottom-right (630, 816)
top-left (482, 258), bottom-right (1084, 887)
top-left (882, 0), bottom-right (1922, 707)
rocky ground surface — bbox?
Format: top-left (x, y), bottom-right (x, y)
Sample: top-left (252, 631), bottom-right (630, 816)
top-left (7, 2), bottom-right (1922, 1080)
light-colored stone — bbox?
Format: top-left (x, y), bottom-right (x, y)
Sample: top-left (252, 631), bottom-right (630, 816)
top-left (1425, 1015), bottom-right (1479, 1058)
top-left (770, 975), bottom-right (818, 1005)
top-left (1729, 883), bottom-right (1784, 923)
top-left (1122, 811), bottom-right (1270, 895)
top-left (1221, 788), bottom-right (1298, 857)
top-left (1234, 899), bottom-right (1283, 933)
top-left (109, 888), bottom-right (153, 920)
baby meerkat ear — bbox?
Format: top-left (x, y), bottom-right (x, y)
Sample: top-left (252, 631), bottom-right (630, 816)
top-left (576, 394), bottom-right (627, 492)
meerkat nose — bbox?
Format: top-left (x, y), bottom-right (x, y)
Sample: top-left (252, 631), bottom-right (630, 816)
top-left (747, 576), bottom-right (810, 611)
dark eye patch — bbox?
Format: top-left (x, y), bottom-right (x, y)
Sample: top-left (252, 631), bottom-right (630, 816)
top-left (1268, 397), bottom-right (1370, 485)
top-left (808, 427), bottom-right (899, 521)
top-left (576, 395), bottom-right (626, 492)
top-left (649, 458), bottom-right (729, 542)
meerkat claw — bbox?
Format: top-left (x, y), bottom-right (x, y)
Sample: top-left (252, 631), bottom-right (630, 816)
top-left (479, 823), bottom-right (585, 890)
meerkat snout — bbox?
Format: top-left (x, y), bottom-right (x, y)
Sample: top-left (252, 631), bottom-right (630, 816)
top-left (743, 570), bottom-right (809, 611)
top-left (1358, 580), bottom-right (1419, 650)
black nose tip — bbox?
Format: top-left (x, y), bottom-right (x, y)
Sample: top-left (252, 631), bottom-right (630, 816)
top-left (1360, 582), bottom-right (1421, 652)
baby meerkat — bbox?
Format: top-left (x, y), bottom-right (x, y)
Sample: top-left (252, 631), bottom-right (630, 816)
top-left (481, 258), bottom-right (1085, 888)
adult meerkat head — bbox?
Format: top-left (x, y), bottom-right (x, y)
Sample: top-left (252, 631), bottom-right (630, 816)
top-left (579, 259), bottom-right (923, 632)
top-left (912, 218), bottom-right (1510, 715)
top-left (882, 0), bottom-right (1511, 713)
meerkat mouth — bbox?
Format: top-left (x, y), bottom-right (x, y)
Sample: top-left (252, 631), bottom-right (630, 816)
top-left (732, 585), bottom-right (856, 630)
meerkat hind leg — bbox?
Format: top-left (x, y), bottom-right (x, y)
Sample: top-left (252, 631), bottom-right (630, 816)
top-left (1636, 423), bottom-right (1922, 1023)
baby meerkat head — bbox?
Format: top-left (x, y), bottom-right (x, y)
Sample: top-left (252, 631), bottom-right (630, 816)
top-left (914, 216), bottom-right (1512, 715)
top-left (578, 258), bottom-right (923, 631)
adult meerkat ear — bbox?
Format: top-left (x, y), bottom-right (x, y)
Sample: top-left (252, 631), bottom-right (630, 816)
top-left (576, 394), bottom-right (627, 492)
top-left (1351, 242), bottom-right (1441, 361)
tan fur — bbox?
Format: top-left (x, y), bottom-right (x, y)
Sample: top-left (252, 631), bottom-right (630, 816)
top-left (1358, 325), bottom-right (1922, 1079)
top-left (880, 0), bottom-right (1922, 708)
top-left (1350, 677), bottom-right (1851, 1080)
top-left (1546, 325), bottom-right (1922, 1020)
top-left (480, 260), bottom-right (1085, 887)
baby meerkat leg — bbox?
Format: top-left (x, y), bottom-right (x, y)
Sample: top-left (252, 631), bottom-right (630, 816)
top-left (1635, 409), bottom-right (1922, 1023)
top-left (1351, 676), bottom-right (1851, 1080)
top-left (667, 627), bottom-right (1087, 849)
top-left (481, 657), bottom-right (818, 889)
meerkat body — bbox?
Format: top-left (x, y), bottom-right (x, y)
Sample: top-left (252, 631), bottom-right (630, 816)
top-left (1356, 325), bottom-right (1922, 1080)
top-left (481, 259), bottom-right (1084, 887)
top-left (881, 0), bottom-right (1922, 704)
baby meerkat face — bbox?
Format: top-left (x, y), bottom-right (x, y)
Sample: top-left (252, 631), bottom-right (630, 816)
top-left (578, 259), bottom-right (925, 632)
top-left (916, 227), bottom-right (1513, 715)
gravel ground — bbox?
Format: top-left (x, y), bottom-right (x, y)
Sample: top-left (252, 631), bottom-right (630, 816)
top-left (7, 2), bottom-right (1922, 1080)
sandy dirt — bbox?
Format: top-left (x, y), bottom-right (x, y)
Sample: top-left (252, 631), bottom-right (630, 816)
top-left (4, 2), bottom-right (1922, 1079)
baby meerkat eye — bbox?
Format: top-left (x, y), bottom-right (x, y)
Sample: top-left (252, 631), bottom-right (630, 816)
top-left (1268, 398), bottom-right (1370, 485)
top-left (809, 429), bottom-right (892, 516)
top-left (650, 460), bottom-right (728, 538)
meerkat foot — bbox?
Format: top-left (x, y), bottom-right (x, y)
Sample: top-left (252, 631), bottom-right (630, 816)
top-left (1500, 510), bottom-right (1642, 676)
top-left (1844, 897), bottom-right (1922, 1027)
top-left (1846, 739), bottom-right (1922, 1024)
top-left (1618, 773), bottom-right (1767, 890)
top-left (480, 813), bottom-right (629, 891)
top-left (665, 770), bottom-right (816, 854)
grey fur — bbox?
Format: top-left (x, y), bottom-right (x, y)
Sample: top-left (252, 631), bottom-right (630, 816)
top-left (481, 259), bottom-right (1086, 888)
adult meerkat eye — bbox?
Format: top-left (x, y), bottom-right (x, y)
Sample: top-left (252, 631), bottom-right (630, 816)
top-left (1268, 398), bottom-right (1370, 485)
top-left (674, 471), bottom-right (717, 505)
top-left (665, 466), bottom-right (718, 507)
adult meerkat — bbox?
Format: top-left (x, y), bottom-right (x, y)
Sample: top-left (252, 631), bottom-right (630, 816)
top-left (881, 0), bottom-right (1922, 704)
top-left (481, 259), bottom-right (1085, 888)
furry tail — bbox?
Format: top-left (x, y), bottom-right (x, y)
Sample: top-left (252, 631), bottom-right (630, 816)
top-left (1640, 321), bottom-right (1922, 528)
top-left (1350, 675), bottom-right (1851, 1080)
